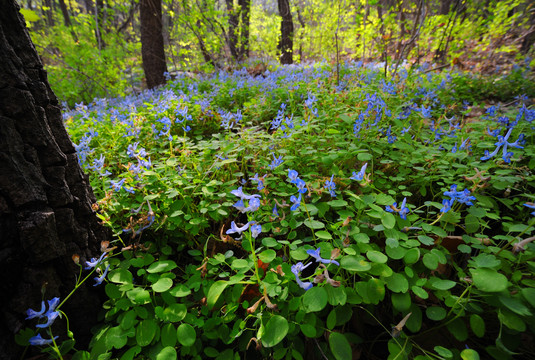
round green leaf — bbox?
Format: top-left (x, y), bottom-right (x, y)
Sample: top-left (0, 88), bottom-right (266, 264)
top-left (161, 323), bottom-right (177, 347)
top-left (391, 292), bottom-right (411, 312)
top-left (329, 332), bottom-right (352, 360)
top-left (169, 284), bottom-right (191, 297)
top-left (470, 314), bottom-right (485, 338)
top-left (403, 248), bottom-right (420, 265)
top-left (366, 250), bottom-right (388, 264)
top-left (136, 319), bottom-right (157, 347)
top-left (177, 323), bottom-right (196, 347)
top-left (423, 253), bottom-right (439, 270)
top-left (427, 278), bottom-right (457, 291)
top-left (381, 212), bottom-right (396, 229)
top-left (262, 315), bottom-right (289, 347)
top-left (147, 260), bottom-right (178, 273)
top-left (152, 277), bottom-right (173, 292)
top-left (471, 268), bottom-right (508, 292)
top-left (105, 326), bottom-right (128, 349)
top-left (315, 230), bottom-right (333, 240)
top-left (426, 306), bottom-right (446, 321)
top-left (302, 286), bottom-right (328, 312)
top-left (411, 286), bottom-right (429, 299)
top-left (304, 219), bottom-right (325, 229)
top-left (258, 249), bottom-right (276, 263)
top-left (340, 255), bottom-right (372, 272)
top-left (156, 346), bottom-right (177, 360)
top-left (163, 303), bottom-right (187, 322)
top-left (460, 349), bottom-right (480, 360)
top-left (108, 268), bottom-right (133, 285)
top-left (384, 273), bottom-right (409, 293)
top-left (119, 310), bottom-right (137, 330)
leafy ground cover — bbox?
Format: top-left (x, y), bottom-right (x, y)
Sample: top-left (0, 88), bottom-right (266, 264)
top-left (20, 61), bottom-right (535, 360)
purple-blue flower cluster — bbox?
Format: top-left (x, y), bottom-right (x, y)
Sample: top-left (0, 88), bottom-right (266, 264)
top-left (440, 185), bottom-right (476, 213)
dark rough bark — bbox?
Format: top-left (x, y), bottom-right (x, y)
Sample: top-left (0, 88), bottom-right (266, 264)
top-left (238, 0), bottom-right (250, 60)
top-left (225, 0), bottom-right (240, 60)
top-left (278, 0), bottom-right (293, 64)
top-left (140, 0), bottom-right (167, 89)
top-left (0, 1), bottom-right (109, 358)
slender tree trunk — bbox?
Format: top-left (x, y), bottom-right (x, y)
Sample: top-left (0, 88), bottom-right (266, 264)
top-left (58, 0), bottom-right (79, 42)
top-left (238, 0), bottom-right (250, 60)
top-left (94, 0), bottom-right (106, 49)
top-left (43, 0), bottom-right (55, 26)
top-left (0, 1), bottom-right (109, 358)
top-left (140, 0), bottom-right (167, 88)
top-left (225, 0), bottom-right (239, 61)
top-left (439, 0), bottom-right (453, 15)
top-left (278, 0), bottom-right (293, 64)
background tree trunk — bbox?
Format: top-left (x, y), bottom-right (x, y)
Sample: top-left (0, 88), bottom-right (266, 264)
top-left (238, 0), bottom-right (250, 61)
top-left (140, 0), bottom-right (167, 89)
top-left (278, 0), bottom-right (294, 64)
top-left (225, 0), bottom-right (240, 61)
top-left (0, 1), bottom-right (109, 358)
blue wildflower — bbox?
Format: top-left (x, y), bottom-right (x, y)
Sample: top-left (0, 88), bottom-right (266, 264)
top-left (231, 186), bottom-right (261, 200)
top-left (288, 169), bottom-right (299, 184)
top-left (94, 264), bottom-right (110, 286)
top-left (29, 333), bottom-right (59, 346)
top-left (306, 248), bottom-right (340, 266)
top-left (251, 224), bottom-right (262, 238)
top-left (290, 193), bottom-right (302, 211)
top-left (226, 221), bottom-right (253, 235)
top-left (324, 175), bottom-right (336, 197)
top-left (26, 301), bottom-right (46, 320)
top-left (84, 252), bottom-right (107, 270)
top-left (524, 203), bottom-right (535, 216)
top-left (350, 163), bottom-right (368, 181)
top-left (291, 262), bottom-right (313, 290)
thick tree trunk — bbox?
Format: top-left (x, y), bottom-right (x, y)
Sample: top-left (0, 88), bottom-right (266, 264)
top-left (0, 1), bottom-right (109, 358)
top-left (140, 0), bottom-right (167, 89)
top-left (278, 0), bottom-right (294, 64)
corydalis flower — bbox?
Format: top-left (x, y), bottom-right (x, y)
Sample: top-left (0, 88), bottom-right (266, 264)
top-left (26, 301), bottom-right (46, 320)
top-left (29, 297), bottom-right (60, 329)
top-left (231, 186), bottom-right (261, 201)
top-left (350, 163), bottom-right (368, 181)
top-left (306, 248), bottom-right (340, 266)
top-left (290, 193), bottom-right (301, 211)
top-left (525, 203), bottom-right (535, 216)
top-left (385, 197), bottom-right (410, 220)
top-left (291, 262), bottom-right (313, 290)
top-left (251, 224), bottom-right (262, 238)
top-left (94, 264), bottom-right (110, 286)
top-left (29, 333), bottom-right (59, 346)
top-left (324, 175), bottom-right (336, 198)
top-left (226, 221), bottom-right (253, 235)
top-left (84, 252), bottom-right (107, 270)
top-left (480, 126), bottom-right (524, 163)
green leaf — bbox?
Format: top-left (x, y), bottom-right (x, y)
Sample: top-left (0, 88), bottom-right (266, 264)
top-left (20, 9), bottom-right (40, 22)
top-left (499, 295), bottom-right (532, 316)
top-left (366, 250), bottom-right (387, 264)
top-left (119, 310), bottom-right (137, 330)
top-left (381, 212), bottom-right (396, 229)
top-left (161, 324), bottom-right (177, 347)
top-left (177, 323), bottom-right (196, 347)
top-left (521, 288), bottom-right (535, 308)
top-left (465, 214), bottom-right (479, 233)
top-left (427, 277), bottom-right (457, 290)
top-left (403, 248), bottom-right (420, 265)
top-left (471, 268), bottom-right (508, 292)
top-left (470, 314), bottom-right (485, 338)
top-left (418, 235), bottom-right (435, 246)
top-left (136, 319), bottom-right (157, 347)
top-left (163, 303), bottom-right (187, 322)
top-left (340, 255), bottom-right (371, 272)
top-left (108, 268), bottom-right (133, 285)
top-left (206, 281), bottom-right (228, 309)
top-left (156, 347), bottom-right (177, 360)
top-left (434, 346), bottom-right (453, 359)
top-left (304, 219), bottom-right (325, 229)
top-left (119, 346), bottom-right (141, 360)
top-left (152, 277), bottom-right (173, 292)
top-left (168, 284), bottom-right (191, 297)
top-left (328, 332), bottom-right (352, 360)
top-left (446, 318), bottom-right (468, 342)
top-left (384, 273), bottom-right (409, 293)
top-left (460, 349), bottom-right (480, 360)
top-left (147, 260), bottom-right (177, 273)
top-left (391, 292), bottom-right (411, 312)
top-left (261, 315), bottom-right (288, 347)
top-left (105, 326), bottom-right (128, 349)
top-left (258, 249), bottom-right (277, 263)
top-left (498, 309), bottom-right (526, 332)
top-left (426, 307), bottom-right (447, 321)
top-left (423, 252), bottom-right (439, 270)
top-left (315, 230), bottom-right (332, 240)
top-left (302, 287), bottom-right (328, 312)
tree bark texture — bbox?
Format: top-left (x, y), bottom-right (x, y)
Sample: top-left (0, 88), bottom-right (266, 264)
top-left (238, 0), bottom-right (250, 60)
top-left (225, 0), bottom-right (240, 60)
top-left (140, 0), bottom-right (167, 89)
top-left (0, 1), bottom-right (109, 358)
top-left (278, 0), bottom-right (294, 64)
